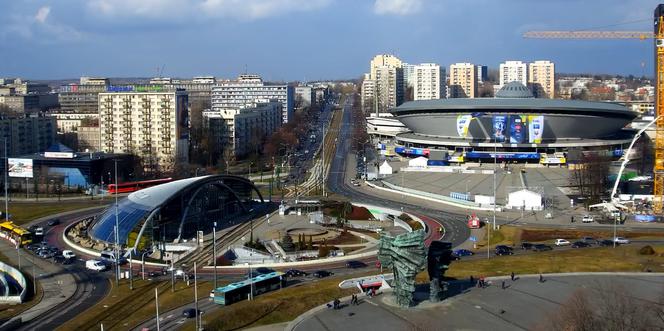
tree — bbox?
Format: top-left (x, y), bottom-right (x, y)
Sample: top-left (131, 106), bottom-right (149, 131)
top-left (307, 235), bottom-right (313, 250)
top-left (570, 151), bottom-right (610, 204)
top-left (280, 234), bottom-right (295, 252)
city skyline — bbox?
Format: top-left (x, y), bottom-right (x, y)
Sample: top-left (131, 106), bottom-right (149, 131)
top-left (0, 0), bottom-right (658, 80)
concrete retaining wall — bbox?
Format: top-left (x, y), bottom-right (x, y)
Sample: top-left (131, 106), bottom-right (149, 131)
top-left (0, 261), bottom-right (26, 304)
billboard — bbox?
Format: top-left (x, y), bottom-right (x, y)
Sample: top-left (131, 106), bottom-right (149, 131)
top-left (492, 115), bottom-right (507, 142)
top-left (509, 115), bottom-right (527, 144)
top-left (456, 115), bottom-right (473, 138)
top-left (528, 115), bottom-right (544, 143)
top-left (8, 158), bottom-right (33, 178)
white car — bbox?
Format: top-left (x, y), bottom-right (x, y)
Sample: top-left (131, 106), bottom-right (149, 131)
top-left (613, 237), bottom-right (630, 244)
top-left (85, 260), bottom-right (107, 272)
top-left (582, 215), bottom-right (594, 223)
top-left (62, 250), bottom-right (76, 259)
top-left (34, 227), bottom-right (44, 236)
top-left (554, 239), bottom-right (571, 246)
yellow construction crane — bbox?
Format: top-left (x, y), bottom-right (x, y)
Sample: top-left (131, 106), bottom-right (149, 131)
top-left (523, 4), bottom-right (664, 213)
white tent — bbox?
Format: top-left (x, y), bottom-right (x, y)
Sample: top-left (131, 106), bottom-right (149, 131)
top-left (507, 189), bottom-right (542, 211)
top-left (408, 156), bottom-right (428, 168)
top-left (378, 161), bottom-right (393, 175)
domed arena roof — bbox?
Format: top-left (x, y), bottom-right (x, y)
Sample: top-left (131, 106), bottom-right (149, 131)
top-left (495, 81), bottom-right (533, 98)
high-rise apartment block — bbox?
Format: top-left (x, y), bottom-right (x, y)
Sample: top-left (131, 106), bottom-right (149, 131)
top-left (449, 63), bottom-right (477, 98)
top-left (499, 61), bottom-right (527, 87)
top-left (476, 65), bottom-right (488, 83)
top-left (98, 90), bottom-right (189, 174)
top-left (413, 63), bottom-right (445, 100)
top-left (402, 63), bottom-right (416, 89)
top-left (528, 60), bottom-right (555, 98)
top-left (362, 54), bottom-right (404, 115)
top-left (361, 74), bottom-right (376, 114)
top-left (211, 74), bottom-right (294, 124)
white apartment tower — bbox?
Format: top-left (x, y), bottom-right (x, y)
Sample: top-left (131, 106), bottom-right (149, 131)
top-left (98, 91), bottom-right (189, 174)
top-left (413, 63), bottom-right (445, 100)
top-left (361, 73), bottom-right (376, 114)
top-left (499, 61), bottom-right (527, 87)
top-left (449, 63), bottom-right (477, 98)
top-left (211, 75), bottom-right (294, 123)
top-left (402, 63), bottom-right (416, 89)
top-left (528, 60), bottom-right (555, 98)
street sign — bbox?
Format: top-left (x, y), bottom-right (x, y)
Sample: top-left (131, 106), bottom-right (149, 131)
top-left (469, 236), bottom-right (477, 242)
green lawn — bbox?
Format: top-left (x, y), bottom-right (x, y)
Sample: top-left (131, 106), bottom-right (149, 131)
top-left (9, 201), bottom-right (106, 225)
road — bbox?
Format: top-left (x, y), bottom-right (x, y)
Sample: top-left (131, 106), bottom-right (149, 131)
top-left (326, 95), bottom-right (470, 248)
top-left (14, 208), bottom-right (112, 331)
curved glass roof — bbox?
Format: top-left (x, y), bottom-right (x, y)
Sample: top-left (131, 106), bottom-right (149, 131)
top-left (90, 176), bottom-right (214, 245)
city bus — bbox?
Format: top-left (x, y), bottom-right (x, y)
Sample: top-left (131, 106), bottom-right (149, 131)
top-left (0, 221), bottom-right (33, 247)
top-left (213, 271), bottom-right (284, 306)
top-left (107, 178), bottom-right (173, 194)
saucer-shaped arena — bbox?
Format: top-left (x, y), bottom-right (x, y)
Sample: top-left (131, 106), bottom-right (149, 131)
top-left (391, 82), bottom-right (638, 155)
top-left (89, 175), bottom-right (263, 250)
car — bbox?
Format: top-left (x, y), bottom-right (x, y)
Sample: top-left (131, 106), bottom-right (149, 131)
top-left (182, 308), bottom-right (198, 318)
top-left (313, 270), bottom-right (333, 278)
top-left (554, 239), bottom-right (571, 246)
top-left (34, 227), bottom-right (44, 236)
top-left (571, 241), bottom-right (591, 248)
top-left (86, 260), bottom-right (107, 271)
top-left (62, 250), bottom-right (76, 259)
top-left (613, 237), bottom-right (631, 244)
top-left (47, 219), bottom-right (60, 226)
top-left (345, 261), bottom-right (367, 269)
top-left (495, 247), bottom-right (514, 256)
top-left (210, 290), bottom-right (215, 298)
top-left (533, 244), bottom-right (553, 252)
top-left (453, 249), bottom-right (474, 257)
top-left (38, 250), bottom-right (54, 259)
top-left (495, 245), bottom-right (513, 251)
top-left (255, 267), bottom-right (275, 275)
top-left (284, 269), bottom-right (308, 277)
top-left (582, 237), bottom-right (597, 244)
top-left (598, 239), bottom-right (615, 247)
top-left (582, 215), bottom-right (594, 223)
top-left (520, 242), bottom-right (534, 250)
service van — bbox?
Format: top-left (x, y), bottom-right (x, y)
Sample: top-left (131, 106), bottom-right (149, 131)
top-left (86, 260), bottom-right (107, 271)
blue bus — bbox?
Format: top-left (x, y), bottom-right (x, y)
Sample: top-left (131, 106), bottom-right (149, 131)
top-left (213, 271), bottom-right (284, 306)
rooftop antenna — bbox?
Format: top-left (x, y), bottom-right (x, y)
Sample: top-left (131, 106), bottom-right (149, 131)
top-left (244, 64), bottom-right (248, 75)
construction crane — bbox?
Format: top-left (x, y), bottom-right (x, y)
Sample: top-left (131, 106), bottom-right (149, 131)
top-left (523, 4), bottom-right (664, 214)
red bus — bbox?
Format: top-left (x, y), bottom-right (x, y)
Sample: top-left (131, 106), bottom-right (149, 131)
top-left (107, 178), bottom-right (173, 194)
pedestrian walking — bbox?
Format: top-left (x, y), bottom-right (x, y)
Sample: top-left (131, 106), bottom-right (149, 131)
top-left (539, 274), bottom-right (544, 283)
top-left (501, 280), bottom-right (505, 289)
top-left (510, 272), bottom-right (515, 281)
top-left (469, 275), bottom-right (474, 285)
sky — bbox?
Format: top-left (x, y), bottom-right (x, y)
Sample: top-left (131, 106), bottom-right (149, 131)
top-left (0, 0), bottom-right (661, 80)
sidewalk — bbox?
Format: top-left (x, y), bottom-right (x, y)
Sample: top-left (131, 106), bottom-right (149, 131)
top-left (0, 240), bottom-right (77, 326)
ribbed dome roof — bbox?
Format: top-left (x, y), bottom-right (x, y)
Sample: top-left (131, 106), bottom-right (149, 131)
top-left (495, 81), bottom-right (533, 98)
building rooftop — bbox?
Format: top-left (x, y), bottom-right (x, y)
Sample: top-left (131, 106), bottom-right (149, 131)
top-left (495, 81), bottom-right (533, 98)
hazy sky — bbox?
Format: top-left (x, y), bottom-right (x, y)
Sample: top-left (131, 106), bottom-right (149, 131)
top-left (0, 0), bottom-right (660, 80)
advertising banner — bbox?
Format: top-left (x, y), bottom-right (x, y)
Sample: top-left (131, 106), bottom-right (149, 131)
top-left (456, 115), bottom-right (472, 137)
top-left (492, 115), bottom-right (507, 142)
top-left (528, 115), bottom-right (544, 144)
top-left (509, 115), bottom-right (527, 144)
top-left (8, 158), bottom-right (33, 178)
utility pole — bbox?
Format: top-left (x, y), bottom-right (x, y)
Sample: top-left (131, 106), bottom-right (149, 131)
top-left (129, 249), bottom-right (133, 290)
top-left (114, 159), bottom-right (120, 287)
top-left (4, 138), bottom-right (8, 223)
top-left (213, 222), bottom-right (217, 291)
top-left (322, 124), bottom-right (326, 197)
top-left (194, 261), bottom-right (199, 331)
top-left (155, 287), bottom-right (160, 331)
top-left (493, 142), bottom-right (497, 230)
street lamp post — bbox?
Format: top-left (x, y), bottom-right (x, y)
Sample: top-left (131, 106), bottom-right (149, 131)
top-left (114, 160), bottom-right (120, 287)
top-left (194, 261), bottom-right (199, 331)
top-left (129, 249), bottom-right (133, 290)
top-left (155, 287), bottom-right (160, 331)
top-left (4, 138), bottom-right (7, 223)
top-left (141, 251), bottom-right (148, 280)
top-left (213, 222), bottom-right (217, 291)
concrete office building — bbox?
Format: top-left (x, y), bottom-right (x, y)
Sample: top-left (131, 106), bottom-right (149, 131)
top-left (499, 61), bottom-right (528, 87)
top-left (98, 90), bottom-right (189, 174)
top-left (476, 65), bottom-right (488, 83)
top-left (413, 63), bottom-right (445, 100)
top-left (449, 63), bottom-right (477, 98)
top-left (402, 63), bottom-right (416, 88)
top-left (295, 86), bottom-right (314, 108)
top-left (77, 126), bottom-right (101, 152)
top-left (204, 102), bottom-right (281, 157)
top-left (528, 60), bottom-right (555, 98)
top-left (49, 113), bottom-right (99, 134)
top-left (0, 115), bottom-right (56, 159)
top-left (211, 75), bottom-right (294, 124)
top-left (58, 79), bottom-right (109, 113)
top-left (79, 77), bottom-right (110, 86)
